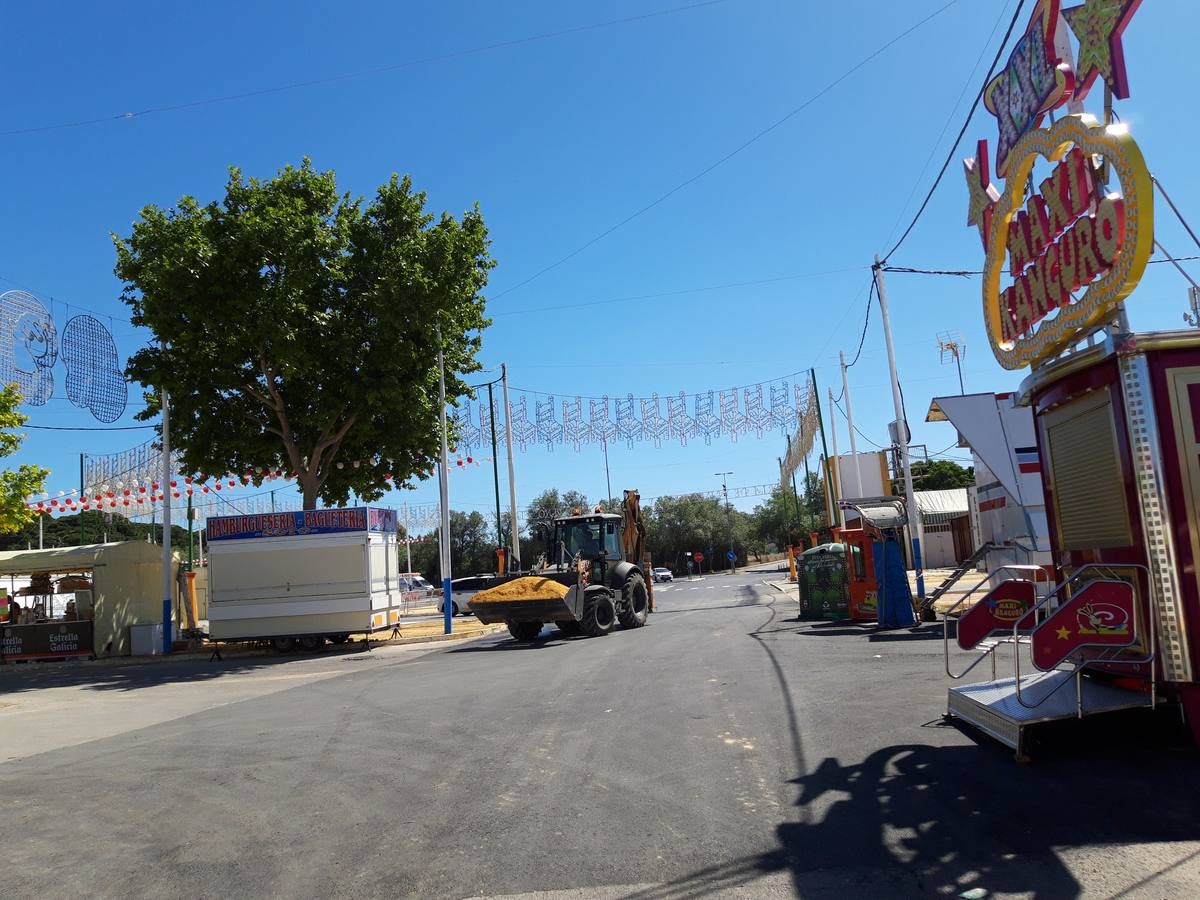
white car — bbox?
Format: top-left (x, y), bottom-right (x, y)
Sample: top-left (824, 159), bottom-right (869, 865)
top-left (652, 567), bottom-right (674, 583)
top-left (438, 574), bottom-right (501, 617)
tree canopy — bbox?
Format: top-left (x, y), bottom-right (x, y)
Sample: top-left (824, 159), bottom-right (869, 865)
top-left (0, 384), bottom-right (48, 534)
top-left (115, 159), bottom-right (493, 509)
top-left (908, 459), bottom-right (975, 491)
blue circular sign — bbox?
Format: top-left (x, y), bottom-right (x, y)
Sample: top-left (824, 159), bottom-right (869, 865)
top-left (726, 550), bottom-right (736, 561)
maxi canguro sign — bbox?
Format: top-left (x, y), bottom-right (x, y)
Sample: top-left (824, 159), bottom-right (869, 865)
top-left (207, 507), bottom-right (397, 541)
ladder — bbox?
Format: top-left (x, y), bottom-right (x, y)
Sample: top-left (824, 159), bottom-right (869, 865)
top-left (918, 542), bottom-right (994, 620)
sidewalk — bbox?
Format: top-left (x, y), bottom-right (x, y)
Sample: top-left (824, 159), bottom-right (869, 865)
top-left (1, 616), bottom-right (506, 674)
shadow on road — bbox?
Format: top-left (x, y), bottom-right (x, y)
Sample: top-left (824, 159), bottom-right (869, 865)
top-left (619, 593), bottom-right (1200, 899)
top-left (0, 643), bottom-right (372, 695)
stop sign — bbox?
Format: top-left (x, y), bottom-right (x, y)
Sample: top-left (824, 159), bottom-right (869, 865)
top-left (694, 552), bottom-right (705, 562)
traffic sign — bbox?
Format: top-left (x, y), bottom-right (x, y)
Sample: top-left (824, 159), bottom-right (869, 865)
top-left (694, 552), bottom-right (704, 562)
top-left (726, 550), bottom-right (736, 562)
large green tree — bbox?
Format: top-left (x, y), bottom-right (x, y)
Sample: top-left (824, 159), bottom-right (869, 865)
top-left (0, 384), bottom-right (49, 534)
top-left (908, 459), bottom-right (975, 491)
top-left (524, 488), bottom-right (590, 535)
top-left (115, 159), bottom-right (493, 509)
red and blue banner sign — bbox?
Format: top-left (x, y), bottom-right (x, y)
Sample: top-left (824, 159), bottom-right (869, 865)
top-left (208, 507), bottom-right (397, 541)
top-left (957, 579), bottom-right (1036, 650)
top-left (1031, 579), bottom-right (1137, 670)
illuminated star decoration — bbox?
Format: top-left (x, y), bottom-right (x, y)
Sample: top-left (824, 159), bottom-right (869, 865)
top-left (1056, 626), bottom-right (1071, 640)
top-left (964, 138), bottom-right (1001, 251)
top-left (1063, 0), bottom-right (1143, 102)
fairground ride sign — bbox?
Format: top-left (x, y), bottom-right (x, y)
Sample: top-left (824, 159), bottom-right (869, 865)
top-left (966, 0), bottom-right (1150, 369)
top-left (982, 114), bottom-right (1152, 369)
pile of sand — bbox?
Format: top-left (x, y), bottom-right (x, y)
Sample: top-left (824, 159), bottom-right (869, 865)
top-left (471, 576), bottom-right (569, 603)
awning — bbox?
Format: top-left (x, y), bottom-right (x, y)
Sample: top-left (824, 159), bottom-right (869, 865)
top-left (837, 496), bottom-right (907, 529)
top-left (914, 489), bottom-right (969, 516)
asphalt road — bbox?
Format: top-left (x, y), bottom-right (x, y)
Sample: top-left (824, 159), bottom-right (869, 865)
top-left (2, 570), bottom-right (1199, 899)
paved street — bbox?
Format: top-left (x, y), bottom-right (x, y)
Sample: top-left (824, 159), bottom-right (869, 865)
top-left (3, 571), bottom-right (1199, 899)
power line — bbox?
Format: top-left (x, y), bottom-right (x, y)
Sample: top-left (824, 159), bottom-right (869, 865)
top-left (883, 255), bottom-right (1200, 277)
top-left (3, 0), bottom-right (736, 138)
top-left (881, 0), bottom-right (1015, 249)
top-left (492, 266), bottom-right (862, 316)
top-left (881, 0), bottom-right (1029, 263)
top-left (23, 423), bottom-right (156, 432)
top-left (491, 1), bottom-right (956, 300)
top-left (831, 279), bottom-right (875, 404)
top-left (831, 396), bottom-right (886, 449)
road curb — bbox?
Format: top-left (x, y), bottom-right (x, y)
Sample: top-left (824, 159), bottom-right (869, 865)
top-left (368, 624), bottom-right (509, 648)
top-left (0, 622), bottom-right (509, 675)
top-left (763, 580), bottom-right (797, 595)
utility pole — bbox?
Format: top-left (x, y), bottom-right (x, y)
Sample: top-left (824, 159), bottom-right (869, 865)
top-left (160, 372), bottom-right (173, 654)
top-left (840, 350), bottom-right (865, 502)
top-left (873, 256), bottom-right (925, 598)
top-left (501, 363), bottom-right (520, 573)
top-left (716, 471), bottom-right (734, 574)
top-left (437, 328), bottom-right (453, 635)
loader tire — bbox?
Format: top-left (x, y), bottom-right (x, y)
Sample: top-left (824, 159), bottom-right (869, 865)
top-left (580, 594), bottom-right (616, 638)
top-left (555, 621), bottom-right (583, 637)
top-left (618, 573), bottom-right (649, 629)
top-left (507, 620), bottom-right (543, 642)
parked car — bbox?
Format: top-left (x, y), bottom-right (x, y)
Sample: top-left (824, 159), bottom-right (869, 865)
top-left (438, 573), bottom-right (500, 617)
top-left (400, 573), bottom-right (437, 597)
top-left (652, 567), bottom-right (674, 583)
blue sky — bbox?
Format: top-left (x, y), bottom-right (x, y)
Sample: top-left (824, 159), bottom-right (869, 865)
top-left (2, 0), bottom-right (1198, 525)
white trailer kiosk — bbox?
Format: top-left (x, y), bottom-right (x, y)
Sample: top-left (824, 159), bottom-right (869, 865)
top-left (207, 507), bottom-right (401, 651)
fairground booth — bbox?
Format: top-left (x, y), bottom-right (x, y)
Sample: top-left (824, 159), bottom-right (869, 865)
top-left (937, 1), bottom-right (1200, 758)
top-left (0, 542), bottom-right (184, 662)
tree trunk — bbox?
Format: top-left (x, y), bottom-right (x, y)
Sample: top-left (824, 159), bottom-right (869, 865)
top-left (300, 475), bottom-right (320, 510)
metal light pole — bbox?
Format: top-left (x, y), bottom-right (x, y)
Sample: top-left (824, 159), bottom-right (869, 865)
top-left (828, 387), bottom-right (841, 527)
top-left (501, 363), bottom-right (520, 573)
top-left (873, 256), bottom-right (925, 598)
top-left (436, 329), bottom-right (453, 635)
top-left (716, 471), bottom-right (734, 574)
top-left (160, 374), bottom-right (173, 654)
top-left (602, 437), bottom-right (613, 506)
top-left (403, 501), bottom-right (412, 574)
top-left (840, 350), bottom-right (865, 502)
top-left (487, 381), bottom-right (503, 547)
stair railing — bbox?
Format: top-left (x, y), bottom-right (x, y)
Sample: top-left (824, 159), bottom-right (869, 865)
top-left (943, 564), bottom-right (1052, 680)
top-left (1010, 563), bottom-right (1156, 712)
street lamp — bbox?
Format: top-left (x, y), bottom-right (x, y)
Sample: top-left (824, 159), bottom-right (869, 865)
top-left (715, 471), bottom-right (735, 573)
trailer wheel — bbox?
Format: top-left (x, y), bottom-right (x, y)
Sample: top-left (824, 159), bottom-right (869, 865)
top-left (507, 620), bottom-right (543, 642)
top-left (271, 636), bottom-right (296, 653)
top-left (298, 635), bottom-right (325, 652)
top-left (618, 573), bottom-right (649, 629)
top-left (580, 594), bottom-right (616, 637)
top-left (555, 621), bottom-right (582, 637)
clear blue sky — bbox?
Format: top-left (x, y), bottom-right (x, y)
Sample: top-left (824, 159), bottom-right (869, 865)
top-left (2, 0), bottom-right (1198, 525)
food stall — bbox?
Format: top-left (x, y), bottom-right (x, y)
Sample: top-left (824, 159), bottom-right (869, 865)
top-left (0, 542), bottom-right (181, 661)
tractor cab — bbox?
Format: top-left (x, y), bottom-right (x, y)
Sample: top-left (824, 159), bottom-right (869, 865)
top-left (547, 513), bottom-right (623, 568)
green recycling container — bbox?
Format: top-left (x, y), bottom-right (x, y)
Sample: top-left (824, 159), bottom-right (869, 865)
top-left (798, 543), bottom-right (851, 620)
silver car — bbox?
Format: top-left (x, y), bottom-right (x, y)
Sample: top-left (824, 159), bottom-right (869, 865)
top-left (652, 567), bottom-right (674, 583)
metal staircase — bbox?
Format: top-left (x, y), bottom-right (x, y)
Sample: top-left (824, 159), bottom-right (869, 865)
top-left (942, 563), bottom-right (1157, 761)
top-left (917, 542), bottom-right (995, 620)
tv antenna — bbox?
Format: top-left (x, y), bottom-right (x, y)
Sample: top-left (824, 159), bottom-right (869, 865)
top-left (937, 331), bottom-right (966, 394)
